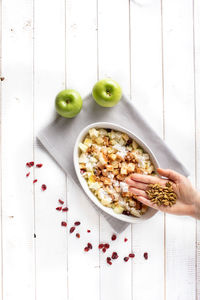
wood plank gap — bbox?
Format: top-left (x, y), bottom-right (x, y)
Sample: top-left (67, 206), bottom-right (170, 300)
top-left (0, 0), bottom-right (3, 298)
top-left (192, 0), bottom-right (198, 298)
top-left (160, 1), bottom-right (166, 299)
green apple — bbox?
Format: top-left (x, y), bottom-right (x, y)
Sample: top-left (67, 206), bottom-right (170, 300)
top-left (55, 89), bottom-right (83, 118)
top-left (92, 78), bottom-right (122, 107)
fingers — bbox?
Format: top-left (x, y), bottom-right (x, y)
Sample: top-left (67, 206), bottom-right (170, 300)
top-left (125, 177), bottom-right (148, 190)
top-left (157, 168), bottom-right (181, 182)
top-left (136, 196), bottom-right (160, 210)
top-left (129, 173), bottom-right (167, 186)
top-left (129, 187), bottom-right (147, 198)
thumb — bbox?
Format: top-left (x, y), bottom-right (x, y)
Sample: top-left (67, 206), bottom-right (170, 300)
top-left (157, 168), bottom-right (181, 182)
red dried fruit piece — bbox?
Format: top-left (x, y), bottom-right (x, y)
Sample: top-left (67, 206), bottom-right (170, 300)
top-left (26, 172), bottom-right (30, 177)
top-left (74, 221), bottom-right (81, 226)
top-left (87, 229), bottom-right (91, 233)
top-left (36, 164), bottom-right (43, 168)
top-left (76, 233), bottom-right (80, 238)
top-left (104, 243), bottom-right (110, 249)
top-left (124, 257), bottom-right (129, 262)
top-left (41, 184), bottom-right (47, 191)
top-left (70, 226), bottom-right (75, 233)
top-left (26, 161), bottom-right (34, 167)
top-left (84, 247), bottom-right (89, 252)
top-left (87, 243), bottom-right (92, 249)
top-left (56, 206), bottom-right (62, 211)
top-left (107, 257), bottom-right (112, 265)
top-left (124, 238), bottom-right (128, 242)
top-left (112, 252), bottom-right (118, 259)
top-left (129, 253), bottom-right (135, 258)
top-left (102, 248), bottom-right (106, 253)
top-left (111, 234), bottom-right (117, 241)
top-left (61, 221), bottom-right (67, 227)
top-left (62, 207), bottom-right (68, 212)
top-left (59, 199), bottom-right (64, 205)
top-left (98, 244), bottom-right (104, 249)
top-left (144, 252), bottom-right (148, 260)
top-left (33, 179), bottom-right (38, 183)
top-left (80, 169), bottom-right (86, 174)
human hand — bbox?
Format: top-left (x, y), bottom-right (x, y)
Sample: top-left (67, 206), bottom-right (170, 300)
top-left (125, 168), bottom-right (200, 219)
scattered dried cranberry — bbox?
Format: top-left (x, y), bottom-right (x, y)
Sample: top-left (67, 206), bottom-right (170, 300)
top-left (61, 221), bottom-right (67, 227)
top-left (111, 234), bottom-right (117, 241)
top-left (98, 244), bottom-right (104, 249)
top-left (102, 248), bottom-right (106, 253)
top-left (129, 253), bottom-right (135, 258)
top-left (36, 164), bottom-right (43, 168)
top-left (107, 257), bottom-right (112, 265)
top-left (84, 247), bottom-right (89, 252)
top-left (104, 243), bottom-right (110, 249)
top-left (87, 230), bottom-right (91, 233)
top-left (87, 243), bottom-right (92, 249)
top-left (112, 252), bottom-right (118, 260)
top-left (62, 207), bottom-right (68, 212)
top-left (80, 169), bottom-right (86, 174)
top-left (26, 172), bottom-right (30, 177)
top-left (26, 161), bottom-right (34, 167)
top-left (124, 257), bottom-right (129, 262)
top-left (144, 252), bottom-right (148, 260)
top-left (33, 179), bottom-right (38, 183)
top-left (124, 238), bottom-right (128, 242)
top-left (56, 206), bottom-right (62, 211)
top-left (70, 226), bottom-right (75, 233)
top-left (59, 199), bottom-right (64, 205)
top-left (76, 233), bottom-right (80, 238)
top-left (123, 210), bottom-right (130, 216)
top-left (74, 221), bottom-right (81, 226)
top-left (41, 184), bottom-right (47, 191)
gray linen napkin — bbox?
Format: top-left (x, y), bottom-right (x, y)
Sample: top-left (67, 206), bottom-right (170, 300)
top-left (38, 94), bottom-right (189, 233)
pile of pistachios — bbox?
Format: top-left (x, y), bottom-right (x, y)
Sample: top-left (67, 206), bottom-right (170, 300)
top-left (146, 182), bottom-right (177, 207)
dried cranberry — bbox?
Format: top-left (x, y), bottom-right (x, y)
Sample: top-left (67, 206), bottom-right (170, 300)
top-left (74, 221), bottom-right (81, 226)
top-left (98, 244), bottom-right (104, 249)
top-left (129, 253), bottom-right (135, 258)
top-left (102, 248), bottom-right (106, 253)
top-left (112, 252), bottom-right (118, 259)
top-left (144, 252), bottom-right (148, 260)
top-left (41, 184), bottom-right (47, 191)
top-left (59, 199), bottom-right (64, 205)
top-left (36, 163), bottom-right (43, 168)
top-left (56, 206), bottom-right (62, 211)
top-left (80, 169), bottom-right (85, 174)
top-left (70, 227), bottom-right (75, 233)
top-left (87, 243), bottom-right (92, 249)
top-left (33, 179), bottom-right (38, 183)
top-left (126, 138), bottom-right (132, 146)
top-left (26, 161), bottom-right (34, 167)
top-left (122, 210), bottom-right (130, 216)
top-left (87, 230), bottom-right (91, 233)
top-left (61, 221), bottom-right (67, 227)
top-left (104, 243), bottom-right (110, 249)
top-left (62, 207), bottom-right (68, 212)
top-left (111, 234), bottom-right (117, 241)
top-left (84, 247), bottom-right (89, 252)
top-left (76, 233), bottom-right (80, 238)
top-left (124, 257), bottom-right (129, 262)
top-left (106, 128), bottom-right (111, 132)
top-left (124, 238), bottom-right (128, 242)
top-left (26, 172), bottom-right (30, 177)
top-left (106, 257), bottom-right (112, 265)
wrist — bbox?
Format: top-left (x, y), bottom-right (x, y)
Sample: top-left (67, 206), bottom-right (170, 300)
top-left (192, 191), bottom-right (200, 219)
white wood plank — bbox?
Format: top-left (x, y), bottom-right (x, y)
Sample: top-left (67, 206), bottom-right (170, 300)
top-left (33, 1), bottom-right (68, 300)
top-left (98, 1), bottom-right (132, 299)
top-left (1, 0), bottom-right (35, 299)
top-left (130, 1), bottom-right (165, 299)
top-left (65, 0), bottom-right (100, 299)
top-left (194, 0), bottom-right (200, 298)
top-left (162, 0), bottom-right (196, 299)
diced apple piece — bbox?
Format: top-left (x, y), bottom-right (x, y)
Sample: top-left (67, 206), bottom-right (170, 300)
top-left (79, 142), bottom-right (88, 153)
top-left (89, 128), bottom-right (99, 138)
top-left (114, 206), bottom-right (124, 214)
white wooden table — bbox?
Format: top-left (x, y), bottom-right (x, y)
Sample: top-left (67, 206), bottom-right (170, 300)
top-left (0, 0), bottom-right (200, 299)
